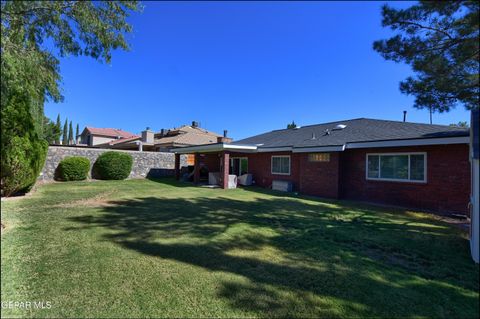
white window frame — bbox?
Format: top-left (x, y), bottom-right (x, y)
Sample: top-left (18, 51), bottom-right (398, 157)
top-left (271, 155), bottom-right (291, 175)
top-left (366, 152), bottom-right (427, 183)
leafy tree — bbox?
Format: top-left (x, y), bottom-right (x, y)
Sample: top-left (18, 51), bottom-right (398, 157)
top-left (42, 116), bottom-right (61, 144)
top-left (55, 114), bottom-right (61, 144)
top-left (68, 121), bottom-right (73, 145)
top-left (75, 124), bottom-right (80, 145)
top-left (62, 119), bottom-right (68, 145)
top-left (1, 1), bottom-right (140, 196)
top-left (450, 121), bottom-right (469, 128)
top-left (373, 1), bottom-right (479, 113)
top-left (287, 121), bottom-right (297, 129)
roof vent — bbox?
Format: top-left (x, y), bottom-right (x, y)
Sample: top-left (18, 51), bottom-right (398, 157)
top-left (333, 124), bottom-right (347, 130)
top-left (311, 132), bottom-right (317, 140)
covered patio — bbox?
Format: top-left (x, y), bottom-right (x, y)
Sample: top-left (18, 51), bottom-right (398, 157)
top-left (173, 143), bottom-right (257, 189)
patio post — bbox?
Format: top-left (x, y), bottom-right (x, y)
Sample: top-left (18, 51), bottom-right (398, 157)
top-left (221, 151), bottom-right (230, 189)
top-left (194, 153), bottom-right (201, 184)
top-left (174, 153), bottom-right (180, 180)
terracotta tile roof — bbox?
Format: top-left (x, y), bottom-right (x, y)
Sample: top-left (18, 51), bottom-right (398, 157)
top-left (108, 136), bottom-right (141, 145)
top-left (85, 127), bottom-right (137, 138)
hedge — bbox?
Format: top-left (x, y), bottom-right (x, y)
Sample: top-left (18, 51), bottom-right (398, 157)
top-left (1, 136), bottom-right (48, 196)
top-left (57, 156), bottom-right (90, 181)
top-left (93, 151), bottom-right (133, 180)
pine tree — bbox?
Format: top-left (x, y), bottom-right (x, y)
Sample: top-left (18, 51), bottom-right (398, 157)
top-left (75, 124), bottom-right (79, 145)
top-left (373, 2), bottom-right (479, 112)
top-left (68, 121), bottom-right (73, 145)
top-left (55, 114), bottom-right (61, 144)
top-left (287, 121), bottom-right (297, 129)
top-left (62, 119), bottom-right (68, 145)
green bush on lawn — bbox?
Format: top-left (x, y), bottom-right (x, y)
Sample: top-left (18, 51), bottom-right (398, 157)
top-left (57, 156), bottom-right (90, 181)
top-left (93, 151), bottom-right (133, 180)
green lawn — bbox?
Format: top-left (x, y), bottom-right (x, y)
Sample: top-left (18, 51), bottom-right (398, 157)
top-left (1, 178), bottom-right (478, 318)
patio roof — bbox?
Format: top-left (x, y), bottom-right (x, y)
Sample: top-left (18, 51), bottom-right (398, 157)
top-left (172, 143), bottom-right (257, 154)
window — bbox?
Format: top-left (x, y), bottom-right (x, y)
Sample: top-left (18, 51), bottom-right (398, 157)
top-left (366, 153), bottom-right (426, 182)
top-left (272, 156), bottom-right (290, 175)
top-left (308, 153), bottom-right (330, 162)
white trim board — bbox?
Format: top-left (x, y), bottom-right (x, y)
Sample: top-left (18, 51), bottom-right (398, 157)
top-left (346, 136), bottom-right (468, 149)
top-left (293, 145), bottom-right (345, 153)
top-left (172, 136), bottom-right (469, 154)
top-left (172, 143), bottom-right (257, 154)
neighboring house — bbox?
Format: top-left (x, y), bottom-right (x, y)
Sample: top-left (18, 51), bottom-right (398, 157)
top-left (101, 121), bottom-right (229, 154)
top-left (78, 127), bottom-right (138, 146)
top-left (173, 118), bottom-right (471, 215)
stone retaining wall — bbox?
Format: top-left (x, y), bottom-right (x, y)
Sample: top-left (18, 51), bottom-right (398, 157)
top-left (38, 146), bottom-right (187, 182)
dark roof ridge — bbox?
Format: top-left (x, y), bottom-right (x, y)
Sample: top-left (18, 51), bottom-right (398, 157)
top-left (270, 118), bottom-right (367, 132)
top-left (359, 117), bottom-right (468, 128)
top-left (269, 117), bottom-right (466, 133)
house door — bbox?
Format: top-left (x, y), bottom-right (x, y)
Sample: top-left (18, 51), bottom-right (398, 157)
top-left (230, 157), bottom-right (248, 176)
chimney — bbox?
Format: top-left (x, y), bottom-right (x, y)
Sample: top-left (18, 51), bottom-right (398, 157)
top-left (192, 121), bottom-right (199, 128)
top-left (217, 129), bottom-right (232, 144)
top-left (141, 127), bottom-right (154, 143)
top-left (403, 111), bottom-right (407, 122)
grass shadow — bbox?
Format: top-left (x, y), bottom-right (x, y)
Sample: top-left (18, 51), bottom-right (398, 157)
top-left (65, 180), bottom-right (479, 317)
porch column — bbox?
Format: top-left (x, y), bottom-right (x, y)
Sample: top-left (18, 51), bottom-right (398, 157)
top-left (221, 151), bottom-right (230, 189)
top-left (174, 153), bottom-right (181, 180)
top-left (194, 153), bottom-right (201, 184)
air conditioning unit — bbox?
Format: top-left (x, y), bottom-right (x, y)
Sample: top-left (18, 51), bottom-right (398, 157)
top-left (272, 180), bottom-right (293, 192)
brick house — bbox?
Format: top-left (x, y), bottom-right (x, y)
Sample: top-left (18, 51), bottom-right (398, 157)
top-left (173, 118), bottom-right (471, 215)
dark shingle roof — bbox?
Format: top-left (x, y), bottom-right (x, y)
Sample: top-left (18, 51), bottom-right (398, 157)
top-left (233, 118), bottom-right (469, 148)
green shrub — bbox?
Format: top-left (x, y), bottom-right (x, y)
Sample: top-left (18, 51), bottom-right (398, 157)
top-left (57, 157), bottom-right (90, 181)
top-left (1, 136), bottom-right (48, 196)
top-left (93, 151), bottom-right (133, 180)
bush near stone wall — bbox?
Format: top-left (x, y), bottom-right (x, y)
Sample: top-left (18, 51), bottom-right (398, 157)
top-left (56, 156), bottom-right (90, 181)
top-left (93, 151), bottom-right (133, 180)
top-left (1, 136), bottom-right (48, 197)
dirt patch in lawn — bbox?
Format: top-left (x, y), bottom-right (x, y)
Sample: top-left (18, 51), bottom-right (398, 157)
top-left (51, 191), bottom-right (116, 209)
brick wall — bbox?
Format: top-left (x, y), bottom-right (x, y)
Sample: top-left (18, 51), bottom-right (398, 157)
top-left (232, 152), bottom-right (301, 189)
top-left (231, 144), bottom-right (470, 214)
top-left (298, 152), bottom-right (341, 199)
top-left (340, 144), bottom-right (471, 214)
top-left (200, 153), bottom-right (221, 172)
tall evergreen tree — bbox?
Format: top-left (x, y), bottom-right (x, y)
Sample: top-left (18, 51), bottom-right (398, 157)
top-left (287, 121), bottom-right (297, 129)
top-left (75, 124), bottom-right (80, 145)
top-left (62, 119), bottom-right (68, 145)
top-left (55, 114), bottom-right (61, 144)
top-left (68, 121), bottom-right (73, 145)
top-left (373, 1), bottom-right (479, 113)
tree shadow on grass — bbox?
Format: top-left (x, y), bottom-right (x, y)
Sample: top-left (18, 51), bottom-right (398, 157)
top-left (65, 183), bottom-right (479, 317)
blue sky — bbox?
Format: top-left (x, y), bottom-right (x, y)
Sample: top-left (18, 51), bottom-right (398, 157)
top-left (44, 1), bottom-right (471, 140)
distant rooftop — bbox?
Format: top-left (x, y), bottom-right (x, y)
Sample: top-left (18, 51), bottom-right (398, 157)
top-left (84, 127), bottom-right (138, 139)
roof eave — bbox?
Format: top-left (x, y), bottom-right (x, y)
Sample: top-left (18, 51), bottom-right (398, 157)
top-left (172, 143), bottom-right (257, 154)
